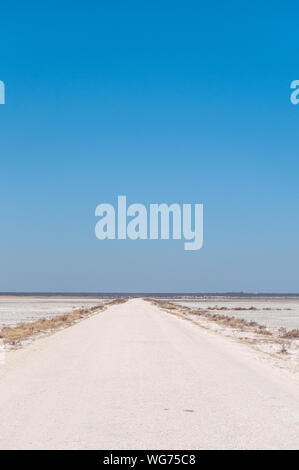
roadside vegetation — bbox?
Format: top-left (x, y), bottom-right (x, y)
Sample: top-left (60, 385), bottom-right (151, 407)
top-left (147, 298), bottom-right (299, 366)
top-left (0, 297), bottom-right (128, 347)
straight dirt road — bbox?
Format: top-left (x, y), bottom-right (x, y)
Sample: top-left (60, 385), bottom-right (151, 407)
top-left (0, 298), bottom-right (299, 449)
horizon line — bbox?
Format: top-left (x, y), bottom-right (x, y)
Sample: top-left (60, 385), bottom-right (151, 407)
top-left (1, 291), bottom-right (299, 297)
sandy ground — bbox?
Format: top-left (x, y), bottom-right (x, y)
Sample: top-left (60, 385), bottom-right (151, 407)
top-left (0, 298), bottom-right (299, 450)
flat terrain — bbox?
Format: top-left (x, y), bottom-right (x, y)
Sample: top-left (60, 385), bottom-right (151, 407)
top-left (170, 297), bottom-right (299, 329)
top-left (0, 296), bottom-right (110, 327)
top-left (0, 298), bottom-right (299, 449)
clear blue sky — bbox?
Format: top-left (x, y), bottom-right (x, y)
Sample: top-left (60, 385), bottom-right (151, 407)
top-left (1, 1), bottom-right (299, 292)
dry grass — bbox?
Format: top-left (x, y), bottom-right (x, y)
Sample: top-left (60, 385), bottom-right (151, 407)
top-left (192, 311), bottom-right (272, 334)
top-left (207, 306), bottom-right (258, 311)
top-left (206, 306), bottom-right (287, 311)
top-left (147, 299), bottom-right (299, 365)
top-left (0, 297), bottom-right (128, 346)
top-left (148, 299), bottom-right (272, 336)
top-left (281, 329), bottom-right (299, 339)
top-left (144, 299), bottom-right (178, 310)
top-left (279, 344), bottom-right (288, 354)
